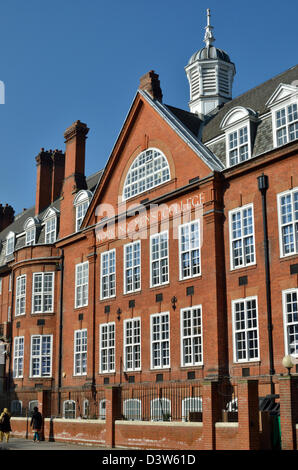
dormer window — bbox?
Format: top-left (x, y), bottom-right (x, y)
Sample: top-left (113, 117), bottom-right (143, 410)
top-left (43, 208), bottom-right (59, 244)
top-left (123, 148), bottom-right (170, 201)
top-left (266, 83), bottom-right (298, 148)
top-left (24, 218), bottom-right (37, 246)
top-left (221, 107), bottom-right (258, 168)
top-left (228, 126), bottom-right (249, 166)
top-left (74, 190), bottom-right (92, 232)
top-left (45, 217), bottom-right (56, 243)
top-left (275, 103), bottom-right (298, 147)
top-left (6, 232), bottom-right (15, 256)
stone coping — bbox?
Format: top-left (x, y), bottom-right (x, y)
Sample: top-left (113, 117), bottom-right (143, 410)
top-left (215, 422), bottom-right (239, 428)
top-left (12, 417), bottom-right (105, 424)
top-left (115, 420), bottom-right (203, 427)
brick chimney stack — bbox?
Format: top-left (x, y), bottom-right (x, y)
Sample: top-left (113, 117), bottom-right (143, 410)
top-left (59, 120), bottom-right (89, 238)
top-left (35, 149), bottom-right (53, 215)
top-left (139, 70), bottom-right (163, 102)
top-left (63, 120), bottom-right (89, 192)
top-left (51, 150), bottom-right (65, 203)
top-left (35, 149), bottom-right (66, 215)
top-left (0, 204), bottom-right (15, 232)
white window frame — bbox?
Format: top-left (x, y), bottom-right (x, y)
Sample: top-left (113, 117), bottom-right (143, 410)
top-left (123, 399), bottom-right (142, 421)
top-left (179, 220), bottom-right (201, 280)
top-left (32, 272), bottom-right (54, 314)
top-left (99, 399), bottom-right (106, 420)
top-left (6, 233), bottom-right (15, 256)
top-left (150, 231), bottom-right (169, 288)
top-left (123, 148), bottom-right (171, 201)
top-left (229, 203), bottom-right (256, 270)
top-left (0, 277), bottom-right (2, 295)
top-left (123, 240), bottom-right (141, 294)
top-left (13, 336), bottom-right (24, 378)
top-left (74, 190), bottom-right (92, 232)
top-left (24, 218), bottom-right (37, 246)
top-left (45, 216), bottom-right (57, 244)
top-left (150, 398), bottom-right (171, 421)
top-left (15, 274), bottom-right (26, 316)
top-left (282, 288), bottom-right (298, 358)
top-left (30, 334), bottom-right (53, 377)
top-left (63, 400), bottom-right (76, 419)
top-left (100, 249), bottom-right (116, 300)
top-left (123, 318), bottom-right (141, 371)
top-left (83, 399), bottom-right (89, 418)
top-left (76, 200), bottom-right (89, 232)
top-left (28, 401), bottom-right (39, 414)
top-left (99, 322), bottom-right (115, 374)
top-left (182, 397), bottom-right (202, 421)
top-left (180, 305), bottom-right (203, 367)
top-left (26, 227), bottom-right (36, 245)
top-left (74, 329), bottom-right (87, 376)
top-left (232, 297), bottom-right (260, 363)
top-left (277, 187), bottom-right (298, 258)
top-left (273, 101), bottom-right (298, 148)
top-left (150, 312), bottom-right (170, 370)
top-left (75, 261), bottom-right (89, 308)
top-left (226, 124), bottom-right (251, 167)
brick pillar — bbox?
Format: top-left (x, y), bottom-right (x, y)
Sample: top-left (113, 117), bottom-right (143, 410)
top-left (105, 386), bottom-right (122, 448)
top-left (279, 375), bottom-right (298, 450)
top-left (202, 380), bottom-right (220, 449)
top-left (237, 379), bottom-right (260, 450)
top-left (36, 390), bottom-right (51, 441)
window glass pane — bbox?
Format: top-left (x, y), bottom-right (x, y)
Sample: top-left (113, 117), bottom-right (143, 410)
top-left (233, 299), bottom-right (259, 362)
top-left (123, 148), bottom-right (170, 200)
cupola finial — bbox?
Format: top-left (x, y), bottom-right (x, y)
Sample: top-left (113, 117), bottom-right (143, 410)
top-left (204, 8), bottom-right (215, 48)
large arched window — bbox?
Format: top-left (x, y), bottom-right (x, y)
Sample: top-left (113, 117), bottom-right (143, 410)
top-left (123, 148), bottom-right (170, 201)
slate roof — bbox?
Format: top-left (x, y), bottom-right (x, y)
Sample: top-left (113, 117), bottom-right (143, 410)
top-left (201, 64), bottom-right (298, 143)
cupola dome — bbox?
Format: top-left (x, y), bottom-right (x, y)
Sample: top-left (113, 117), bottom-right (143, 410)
top-left (185, 9), bottom-right (236, 117)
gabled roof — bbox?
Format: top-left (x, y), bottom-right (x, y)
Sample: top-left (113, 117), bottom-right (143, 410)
top-left (140, 90), bottom-right (225, 172)
top-left (0, 169), bottom-right (103, 267)
top-left (83, 88), bottom-right (226, 228)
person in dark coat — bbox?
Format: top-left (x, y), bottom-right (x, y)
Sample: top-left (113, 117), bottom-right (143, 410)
top-left (30, 406), bottom-right (43, 442)
top-left (0, 408), bottom-right (12, 442)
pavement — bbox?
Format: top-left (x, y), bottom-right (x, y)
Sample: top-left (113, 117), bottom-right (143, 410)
top-left (0, 436), bottom-right (111, 451)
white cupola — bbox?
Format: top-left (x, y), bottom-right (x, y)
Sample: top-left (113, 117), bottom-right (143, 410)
top-left (185, 9), bottom-right (236, 117)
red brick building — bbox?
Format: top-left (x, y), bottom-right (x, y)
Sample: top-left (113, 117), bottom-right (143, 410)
top-left (0, 12), bottom-right (298, 450)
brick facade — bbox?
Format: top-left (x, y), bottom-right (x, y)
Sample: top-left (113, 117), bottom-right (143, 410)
top-left (0, 62), bottom-right (297, 450)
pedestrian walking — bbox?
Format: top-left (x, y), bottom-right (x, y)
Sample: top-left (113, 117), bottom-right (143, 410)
top-left (0, 408), bottom-right (12, 443)
top-left (30, 406), bottom-right (43, 442)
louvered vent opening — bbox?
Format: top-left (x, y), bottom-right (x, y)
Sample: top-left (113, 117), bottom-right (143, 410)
top-left (219, 68), bottom-right (230, 95)
top-left (190, 68), bottom-right (200, 98)
top-left (202, 67), bottom-right (216, 94)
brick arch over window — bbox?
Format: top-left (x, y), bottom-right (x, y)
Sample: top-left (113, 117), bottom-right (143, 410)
top-left (119, 143), bottom-right (175, 202)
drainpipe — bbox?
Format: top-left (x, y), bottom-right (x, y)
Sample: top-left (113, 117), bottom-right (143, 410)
top-left (257, 174), bottom-right (275, 395)
top-left (57, 249), bottom-right (64, 415)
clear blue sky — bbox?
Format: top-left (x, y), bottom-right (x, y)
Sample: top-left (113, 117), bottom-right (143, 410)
top-left (0, 0), bottom-right (297, 215)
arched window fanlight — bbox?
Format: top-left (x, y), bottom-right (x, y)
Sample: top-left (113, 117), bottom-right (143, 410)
top-left (123, 148), bottom-right (170, 201)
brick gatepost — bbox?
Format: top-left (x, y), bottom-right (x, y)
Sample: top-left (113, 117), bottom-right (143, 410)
top-left (237, 379), bottom-right (260, 450)
top-left (279, 374), bottom-right (298, 450)
top-left (202, 380), bottom-right (220, 450)
top-left (105, 386), bottom-right (122, 448)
